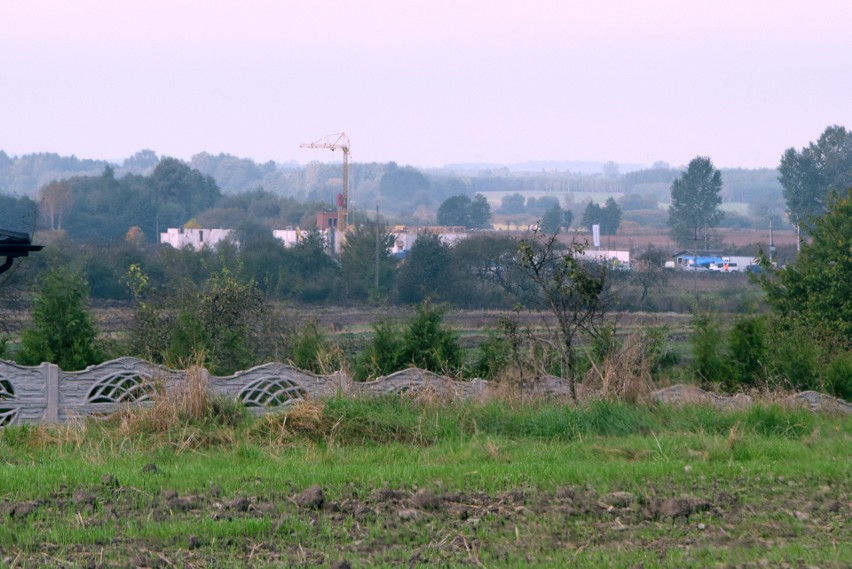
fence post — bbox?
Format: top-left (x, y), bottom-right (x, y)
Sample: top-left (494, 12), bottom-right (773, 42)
top-left (43, 362), bottom-right (60, 423)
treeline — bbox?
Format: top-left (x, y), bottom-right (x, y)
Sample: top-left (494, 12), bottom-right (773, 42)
top-left (8, 224), bottom-right (526, 308)
top-left (2, 149), bottom-right (788, 232)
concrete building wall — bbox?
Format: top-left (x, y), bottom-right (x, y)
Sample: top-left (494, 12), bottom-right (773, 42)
top-left (160, 228), bottom-right (235, 250)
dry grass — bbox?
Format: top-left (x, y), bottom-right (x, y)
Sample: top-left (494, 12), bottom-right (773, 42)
top-left (584, 329), bottom-right (660, 402)
top-left (248, 400), bottom-right (328, 447)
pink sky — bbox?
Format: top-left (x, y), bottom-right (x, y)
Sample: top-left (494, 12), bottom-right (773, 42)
top-left (2, 0), bottom-right (850, 170)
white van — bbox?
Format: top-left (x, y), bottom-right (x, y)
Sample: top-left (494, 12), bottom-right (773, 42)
top-left (709, 262), bottom-right (739, 273)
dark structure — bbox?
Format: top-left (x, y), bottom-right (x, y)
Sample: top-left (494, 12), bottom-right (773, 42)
top-left (0, 229), bottom-right (43, 275)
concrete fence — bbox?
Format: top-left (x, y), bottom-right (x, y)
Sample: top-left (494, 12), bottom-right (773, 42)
top-left (0, 358), bottom-right (489, 427)
top-left (4, 358), bottom-right (847, 427)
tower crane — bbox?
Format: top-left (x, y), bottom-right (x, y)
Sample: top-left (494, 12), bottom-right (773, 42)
top-left (300, 132), bottom-right (351, 231)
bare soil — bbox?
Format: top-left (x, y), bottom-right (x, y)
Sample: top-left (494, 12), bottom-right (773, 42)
top-left (2, 473), bottom-right (848, 567)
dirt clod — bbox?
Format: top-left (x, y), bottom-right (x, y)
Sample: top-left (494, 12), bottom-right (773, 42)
top-left (8, 501), bottom-right (40, 518)
top-left (398, 508), bottom-right (419, 520)
top-left (227, 497), bottom-right (250, 512)
top-left (410, 488), bottom-right (442, 511)
top-left (295, 485), bottom-right (325, 510)
top-left (601, 491), bottom-right (635, 508)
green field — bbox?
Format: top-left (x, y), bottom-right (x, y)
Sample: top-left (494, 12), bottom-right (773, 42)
top-left (1, 397), bottom-right (849, 568)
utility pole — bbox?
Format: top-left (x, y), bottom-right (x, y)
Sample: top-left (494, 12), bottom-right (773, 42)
top-left (375, 205), bottom-right (380, 290)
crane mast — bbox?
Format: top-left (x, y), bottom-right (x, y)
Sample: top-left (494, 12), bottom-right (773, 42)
top-left (299, 132), bottom-right (351, 231)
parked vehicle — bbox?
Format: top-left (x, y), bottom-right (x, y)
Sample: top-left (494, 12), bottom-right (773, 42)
top-left (709, 261), bottom-right (739, 273)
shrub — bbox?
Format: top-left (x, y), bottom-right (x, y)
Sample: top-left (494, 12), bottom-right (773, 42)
top-left (823, 352), bottom-right (852, 401)
top-left (765, 321), bottom-right (823, 391)
top-left (690, 312), bottom-right (730, 388)
top-left (291, 321), bottom-right (331, 374)
top-left (355, 302), bottom-right (464, 380)
top-left (354, 319), bottom-right (404, 381)
top-left (398, 301), bottom-right (464, 375)
top-left (473, 327), bottom-right (512, 380)
top-left (17, 266), bottom-right (104, 370)
top-left (727, 315), bottom-right (769, 390)
top-left (126, 266), bottom-right (290, 375)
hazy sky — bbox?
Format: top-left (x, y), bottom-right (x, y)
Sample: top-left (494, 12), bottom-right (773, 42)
top-left (2, 0), bottom-right (850, 170)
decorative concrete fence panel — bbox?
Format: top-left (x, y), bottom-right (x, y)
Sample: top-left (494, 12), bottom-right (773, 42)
top-left (0, 358), bottom-right (347, 427)
top-left (207, 362), bottom-right (346, 411)
top-left (0, 361), bottom-right (50, 426)
top-left (57, 357), bottom-right (185, 422)
top-left (354, 368), bottom-right (490, 401)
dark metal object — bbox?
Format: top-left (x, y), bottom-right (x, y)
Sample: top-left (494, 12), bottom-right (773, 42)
top-left (0, 229), bottom-right (43, 275)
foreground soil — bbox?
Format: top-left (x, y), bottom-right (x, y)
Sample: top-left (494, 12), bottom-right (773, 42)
top-left (2, 470), bottom-right (848, 568)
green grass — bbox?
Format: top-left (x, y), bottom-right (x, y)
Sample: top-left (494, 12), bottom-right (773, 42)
top-left (1, 397), bottom-right (850, 567)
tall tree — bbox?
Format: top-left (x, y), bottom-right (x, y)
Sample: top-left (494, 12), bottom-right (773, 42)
top-left (436, 193), bottom-right (492, 228)
top-left (469, 193), bottom-right (492, 229)
top-left (340, 223), bottom-right (397, 303)
top-left (601, 197), bottom-right (621, 235)
top-left (758, 189), bottom-right (852, 345)
top-left (396, 234), bottom-right (454, 304)
top-left (436, 195), bottom-right (472, 227)
top-left (778, 125), bottom-right (852, 230)
top-left (540, 203), bottom-right (573, 234)
top-left (498, 193), bottom-right (526, 214)
top-left (667, 156), bottom-right (724, 249)
top-left (39, 180), bottom-right (70, 231)
top-left (581, 199), bottom-right (620, 235)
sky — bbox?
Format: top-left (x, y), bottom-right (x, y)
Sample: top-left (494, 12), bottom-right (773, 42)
top-left (1, 0), bottom-right (851, 171)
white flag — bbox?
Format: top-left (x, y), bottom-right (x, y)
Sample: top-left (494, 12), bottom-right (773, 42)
top-left (592, 224), bottom-right (600, 248)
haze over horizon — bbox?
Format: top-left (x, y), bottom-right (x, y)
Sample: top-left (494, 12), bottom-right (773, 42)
top-left (2, 1), bottom-right (850, 172)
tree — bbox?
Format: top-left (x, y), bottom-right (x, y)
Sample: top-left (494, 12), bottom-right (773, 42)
top-left (17, 266), bottom-right (104, 370)
top-left (601, 197), bottom-right (621, 235)
top-left (146, 158), bottom-right (221, 227)
top-left (779, 125), bottom-right (852, 230)
top-left (280, 229), bottom-right (340, 302)
top-left (498, 193), bottom-right (526, 214)
top-left (469, 194), bottom-right (492, 229)
top-left (123, 149), bottom-right (159, 172)
top-left (539, 203), bottom-right (573, 234)
top-left (379, 162), bottom-right (431, 208)
top-left (340, 223), bottom-right (397, 303)
top-left (39, 180), bottom-right (70, 231)
top-left (396, 234), bottom-right (454, 304)
top-left (758, 190), bottom-right (852, 345)
top-left (581, 199), bottom-right (619, 235)
top-left (510, 231), bottom-right (611, 400)
top-left (667, 156), bottom-right (724, 249)
top-left (436, 195), bottom-right (472, 227)
top-left (436, 193), bottom-right (492, 228)
top-left (631, 245), bottom-right (668, 307)
top-left (446, 234), bottom-right (518, 308)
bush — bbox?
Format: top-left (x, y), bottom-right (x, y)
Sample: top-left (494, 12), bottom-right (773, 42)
top-left (291, 321), bottom-right (332, 374)
top-left (355, 302), bottom-right (465, 380)
top-left (473, 327), bottom-right (511, 380)
top-left (398, 302), bottom-right (464, 375)
top-left (765, 321), bottom-right (823, 392)
top-left (17, 266), bottom-right (105, 370)
top-left (354, 319), bottom-right (404, 381)
top-left (727, 315), bottom-right (769, 390)
top-left (126, 266), bottom-right (289, 375)
top-left (823, 352), bottom-right (852, 401)
top-left (690, 312), bottom-right (730, 388)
